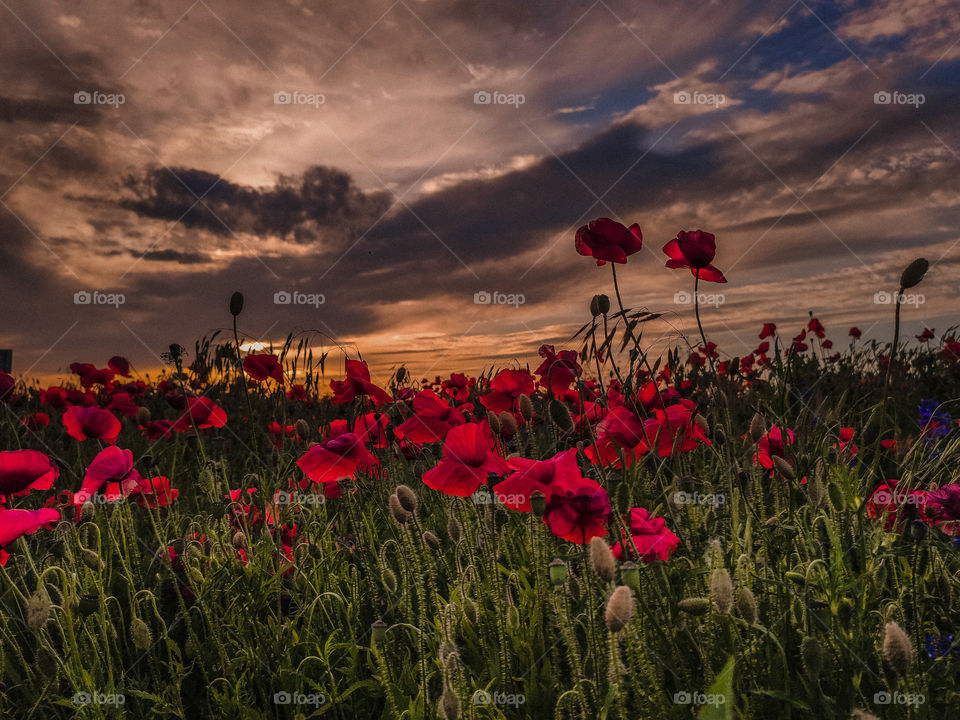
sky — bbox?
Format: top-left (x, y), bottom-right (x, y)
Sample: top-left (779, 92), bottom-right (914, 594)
top-left (0, 0), bottom-right (958, 387)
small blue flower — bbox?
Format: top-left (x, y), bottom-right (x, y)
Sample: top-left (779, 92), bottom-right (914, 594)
top-left (918, 399), bottom-right (952, 440)
top-left (925, 634), bottom-right (960, 659)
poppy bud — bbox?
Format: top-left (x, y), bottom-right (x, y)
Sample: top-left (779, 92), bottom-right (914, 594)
top-left (507, 604), bottom-right (520, 630)
top-left (486, 411), bottom-right (501, 435)
top-left (518, 394), bottom-right (534, 421)
top-left (619, 561), bottom-right (640, 591)
top-left (498, 411), bottom-right (518, 436)
top-left (422, 531), bottom-right (440, 550)
top-left (677, 597), bottom-right (712, 615)
top-left (136, 406), bottom-right (151, 426)
top-left (549, 558), bottom-right (568, 586)
top-left (710, 569), bottom-right (733, 614)
top-left (394, 366), bottom-right (408, 385)
top-left (694, 414), bottom-right (709, 434)
top-left (772, 455), bottom-right (795, 480)
top-left (801, 636), bottom-right (823, 678)
top-left (446, 513), bottom-right (462, 544)
top-left (130, 616), bottom-right (153, 651)
top-left (549, 400), bottom-right (574, 431)
top-left (231, 531), bottom-right (247, 549)
top-left (440, 686), bottom-right (461, 720)
top-left (229, 291), bottom-right (244, 316)
top-left (589, 537), bottom-right (616, 582)
top-left (388, 494), bottom-right (411, 525)
top-left (590, 294), bottom-right (610, 317)
top-left (395, 484), bottom-right (418, 513)
top-left (81, 548), bottom-right (103, 571)
top-left (749, 413), bottom-right (765, 443)
top-left (80, 501), bottom-right (96, 520)
top-left (529, 491), bottom-right (546, 517)
top-left (882, 620), bottom-right (912, 677)
top-left (26, 588), bottom-right (52, 631)
top-left (295, 419), bottom-right (310, 439)
top-left (77, 594), bottom-right (100, 615)
top-left (371, 619), bottom-right (388, 644)
top-left (462, 597), bottom-right (478, 624)
top-left (735, 586), bottom-right (758, 624)
top-left (604, 586), bottom-right (635, 632)
top-left (382, 568), bottom-right (398, 593)
top-left (899, 258), bottom-right (928, 290)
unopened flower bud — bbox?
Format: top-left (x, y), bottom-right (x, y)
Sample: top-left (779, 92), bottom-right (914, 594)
top-left (395, 484), bottom-right (418, 513)
top-left (605, 586), bottom-right (635, 632)
top-left (229, 291), bottom-right (244, 317)
top-left (136, 406), bottom-right (151, 426)
top-left (589, 537), bottom-right (616, 582)
top-left (899, 258), bottom-right (928, 289)
top-left (518, 394), bottom-right (534, 421)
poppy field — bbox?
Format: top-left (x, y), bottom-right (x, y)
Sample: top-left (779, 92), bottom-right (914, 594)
top-left (3, 222), bottom-right (960, 719)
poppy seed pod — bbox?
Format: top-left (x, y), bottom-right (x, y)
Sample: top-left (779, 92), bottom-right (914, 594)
top-left (619, 561), bottom-right (640, 590)
top-left (773, 455), bottom-right (795, 480)
top-left (371, 619), bottom-right (388, 644)
top-left (498, 411), bottom-right (518, 435)
top-left (605, 586), bottom-right (635, 632)
top-left (529, 491), bottom-right (546, 517)
top-left (229, 291), bottom-right (244, 316)
top-left (589, 537), bottom-right (616, 582)
top-left (549, 558), bottom-right (568, 586)
top-left (130, 616), bottom-right (153, 651)
top-left (518, 394), bottom-right (534, 421)
top-left (677, 597), bottom-right (712, 615)
top-left (486, 411), bottom-right (501, 435)
top-left (899, 258), bottom-right (928, 289)
top-left (882, 620), bottom-right (913, 677)
top-left (749, 413), bottom-right (766, 443)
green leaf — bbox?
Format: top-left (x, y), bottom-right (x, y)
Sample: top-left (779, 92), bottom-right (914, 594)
top-left (698, 656), bottom-right (735, 720)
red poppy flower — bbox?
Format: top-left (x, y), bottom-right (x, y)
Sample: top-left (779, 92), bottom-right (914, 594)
top-left (849, 327), bottom-right (862, 339)
top-left (662, 230), bottom-right (727, 283)
top-left (0, 372), bottom-right (16, 403)
top-left (756, 426), bottom-right (795, 470)
top-left (70, 363), bottom-right (114, 389)
top-left (395, 389), bottom-right (467, 445)
top-left (643, 401), bottom-right (711, 457)
top-left (297, 433), bottom-right (379, 485)
top-left (542, 479), bottom-right (610, 544)
top-left (128, 476), bottom-right (178, 508)
top-left (575, 217), bottom-right (643, 265)
top-left (76, 446), bottom-right (142, 505)
top-left (0, 450), bottom-right (59, 501)
top-left (267, 422), bottom-right (297, 448)
top-left (40, 387), bottom-right (68, 408)
top-left (421, 422), bottom-right (509, 497)
top-left (22, 412), bottom-right (50, 433)
top-left (330, 360), bottom-right (391, 406)
top-left (107, 392), bottom-right (139, 417)
top-left (173, 397), bottom-right (227, 431)
top-left (759, 323), bottom-right (776, 339)
top-left (584, 407), bottom-right (649, 467)
top-left (808, 317), bottom-right (825, 338)
top-left (942, 342), bottom-right (960, 362)
top-left (611, 508), bottom-right (680, 561)
top-left (833, 427), bottom-right (858, 458)
top-left (755, 342), bottom-right (770, 355)
top-left (243, 353), bottom-right (284, 383)
top-left (492, 448), bottom-right (582, 511)
top-left (479, 368), bottom-right (535, 415)
top-left (63, 406), bottom-right (122, 444)
top-left (534, 345), bottom-right (582, 396)
top-left (108, 356), bottom-right (131, 376)
top-left (142, 420), bottom-right (174, 440)
top-left (917, 328), bottom-right (935, 343)
top-left (0, 507), bottom-right (60, 563)
top-left (441, 373), bottom-right (472, 403)
top-left (287, 384), bottom-right (308, 402)
top-left (867, 480), bottom-right (928, 531)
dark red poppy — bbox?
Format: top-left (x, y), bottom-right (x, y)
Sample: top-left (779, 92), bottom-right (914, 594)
top-left (584, 407), bottom-right (648, 467)
top-left (611, 508), bottom-right (680, 561)
top-left (756, 426), bottom-right (794, 470)
top-left (575, 217), bottom-right (642, 265)
top-left (534, 345), bottom-right (582, 396)
top-left (492, 448), bottom-right (582, 511)
top-left (70, 363), bottom-right (114, 389)
top-left (662, 230), bottom-right (727, 283)
top-left (479, 368), bottom-right (535, 415)
top-left (395, 389), bottom-right (467, 445)
top-left (63, 406), bottom-right (122, 444)
top-left (441, 373), bottom-right (472, 403)
top-left (759, 323), bottom-right (776, 339)
top-left (849, 327), bottom-right (862, 339)
top-left (942, 342), bottom-right (960, 362)
top-left (867, 480), bottom-right (928, 531)
top-left (0, 372), bottom-right (15, 403)
top-left (542, 479), bottom-right (610, 544)
top-left (808, 317), bottom-right (825, 338)
top-left (0, 450), bottom-right (59, 501)
top-left (108, 356), bottom-right (131, 377)
top-left (142, 420), bottom-right (174, 440)
top-left (243, 354), bottom-right (284, 383)
top-left (330, 360), bottom-right (391, 406)
top-left (22, 412), bottom-right (50, 433)
top-left (128, 476), bottom-right (178, 508)
top-left (833, 427), bottom-right (858, 458)
top-left (107, 392), bottom-right (139, 417)
top-left (917, 328), bottom-right (935, 343)
top-left (642, 401), bottom-right (711, 457)
top-left (0, 507), bottom-right (59, 564)
top-left (40, 386), bottom-right (68, 408)
top-left (421, 422), bottom-right (508, 497)
top-left (287, 384), bottom-right (308, 402)
top-left (173, 397), bottom-right (227, 431)
top-left (297, 433), bottom-right (379, 485)
top-left (75, 446), bottom-right (142, 505)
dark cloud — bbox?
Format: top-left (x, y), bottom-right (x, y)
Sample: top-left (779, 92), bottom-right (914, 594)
top-left (121, 165), bottom-right (391, 243)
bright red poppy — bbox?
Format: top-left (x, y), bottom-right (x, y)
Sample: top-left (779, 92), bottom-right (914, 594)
top-left (173, 397), bottom-right (227, 431)
top-left (479, 369), bottom-right (535, 415)
top-left (643, 401), bottom-right (711, 457)
top-left (243, 354), bottom-right (284, 383)
top-left (492, 448), bottom-right (582, 511)
top-left (0, 450), bottom-right (59, 501)
top-left (76, 446), bottom-right (143, 505)
top-left (297, 433), bottom-right (379, 485)
top-left (395, 389), bottom-right (467, 445)
top-left (108, 356), bottom-right (131, 377)
top-left (128, 476), bottom-right (178, 508)
top-left (583, 407), bottom-right (648, 467)
top-left (22, 412), bottom-right (50, 433)
top-left (421, 422), bottom-right (509, 497)
top-left (575, 217), bottom-right (642, 265)
top-left (330, 360), bottom-right (391, 406)
top-left (0, 507), bottom-right (60, 564)
top-left (534, 345), bottom-right (582, 396)
top-left (756, 426), bottom-right (795, 470)
top-left (611, 508), bottom-right (680, 561)
top-left (63, 405), bottom-right (122, 444)
top-left (542, 479), bottom-right (610, 544)
top-left (867, 480), bottom-right (928, 531)
top-left (662, 230), bottom-right (726, 283)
